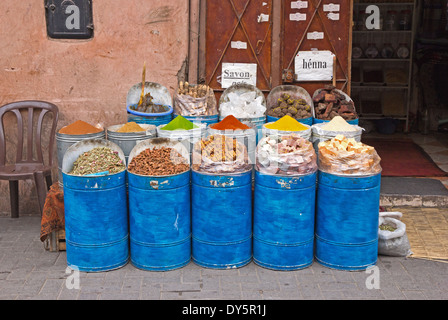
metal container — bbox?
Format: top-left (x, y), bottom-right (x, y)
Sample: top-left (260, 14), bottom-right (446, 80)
top-left (253, 170), bottom-right (316, 270)
top-left (191, 170), bottom-right (252, 269)
top-left (56, 130), bottom-right (106, 188)
top-left (156, 123), bottom-right (207, 158)
top-left (310, 122), bottom-right (363, 156)
top-left (230, 116), bottom-right (266, 144)
top-left (106, 123), bottom-right (156, 164)
top-left (62, 139), bottom-right (128, 272)
top-left (313, 117), bottom-right (359, 126)
top-left (183, 114), bottom-right (219, 127)
top-left (127, 139), bottom-right (191, 271)
top-left (315, 171), bottom-right (381, 271)
top-left (261, 122), bottom-right (312, 141)
top-left (267, 115), bottom-right (313, 126)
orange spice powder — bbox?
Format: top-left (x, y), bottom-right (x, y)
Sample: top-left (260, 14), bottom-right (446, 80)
top-left (211, 115), bottom-right (250, 130)
top-left (59, 120), bottom-right (103, 135)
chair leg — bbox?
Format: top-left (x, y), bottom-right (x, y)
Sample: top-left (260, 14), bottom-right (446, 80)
top-left (33, 172), bottom-right (47, 216)
top-left (9, 180), bottom-right (19, 218)
top-left (45, 174), bottom-right (52, 191)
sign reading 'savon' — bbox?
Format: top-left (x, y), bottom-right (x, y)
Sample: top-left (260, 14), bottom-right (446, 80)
top-left (221, 63), bottom-right (257, 88)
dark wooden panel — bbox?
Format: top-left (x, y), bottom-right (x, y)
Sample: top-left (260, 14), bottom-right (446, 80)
top-left (205, 0), bottom-right (273, 92)
top-left (281, 0), bottom-right (353, 95)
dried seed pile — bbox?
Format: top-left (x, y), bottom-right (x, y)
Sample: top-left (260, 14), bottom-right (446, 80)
top-left (127, 147), bottom-right (189, 176)
top-left (70, 147), bottom-right (125, 176)
top-left (267, 93), bottom-right (312, 120)
top-left (313, 85), bottom-right (357, 121)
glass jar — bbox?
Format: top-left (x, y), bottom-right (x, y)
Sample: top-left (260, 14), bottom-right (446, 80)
top-left (352, 43), bottom-right (364, 59)
top-left (385, 10), bottom-right (398, 31)
top-left (399, 10), bottom-right (412, 31)
top-left (365, 43), bottom-right (379, 59)
top-left (381, 43), bottom-right (395, 58)
top-left (396, 43), bottom-right (410, 59)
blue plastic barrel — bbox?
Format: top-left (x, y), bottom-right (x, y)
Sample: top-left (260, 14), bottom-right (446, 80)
top-left (127, 112), bottom-right (173, 127)
top-left (313, 118), bottom-right (359, 125)
top-left (191, 170), bottom-right (252, 269)
top-left (63, 171), bottom-right (129, 272)
top-left (183, 114), bottom-right (219, 127)
top-left (253, 170), bottom-right (316, 270)
top-left (315, 171), bottom-right (381, 271)
top-left (128, 170), bottom-right (191, 271)
top-left (267, 115), bottom-right (313, 126)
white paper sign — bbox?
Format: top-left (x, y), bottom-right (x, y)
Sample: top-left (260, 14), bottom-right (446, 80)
top-left (221, 63), bottom-right (257, 88)
top-left (257, 14), bottom-right (269, 23)
top-left (307, 31), bottom-right (324, 40)
top-left (290, 13), bottom-right (307, 21)
top-left (291, 1), bottom-right (308, 9)
top-left (327, 12), bottom-right (340, 21)
top-left (231, 41), bottom-right (247, 50)
top-left (323, 4), bottom-right (340, 12)
top-left (295, 51), bottom-right (335, 81)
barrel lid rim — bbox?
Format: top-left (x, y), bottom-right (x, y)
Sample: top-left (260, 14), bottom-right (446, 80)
top-left (126, 168), bottom-right (190, 178)
top-left (126, 104), bottom-right (173, 117)
top-left (318, 169), bottom-right (382, 178)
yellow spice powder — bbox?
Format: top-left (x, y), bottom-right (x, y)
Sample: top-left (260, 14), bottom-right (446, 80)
top-left (265, 115), bottom-right (308, 131)
top-left (117, 122), bottom-right (145, 133)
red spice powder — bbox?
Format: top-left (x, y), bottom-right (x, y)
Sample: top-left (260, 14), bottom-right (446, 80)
top-left (211, 115), bottom-right (250, 130)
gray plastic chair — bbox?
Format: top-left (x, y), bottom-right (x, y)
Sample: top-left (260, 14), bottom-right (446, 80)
top-left (0, 101), bottom-right (59, 218)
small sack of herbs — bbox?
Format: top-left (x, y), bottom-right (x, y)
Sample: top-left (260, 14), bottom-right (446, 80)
top-left (69, 147), bottom-right (125, 176)
top-left (378, 211), bottom-right (412, 257)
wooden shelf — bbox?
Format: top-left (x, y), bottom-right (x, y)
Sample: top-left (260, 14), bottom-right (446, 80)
top-left (352, 85), bottom-right (409, 89)
top-left (351, 0), bottom-right (417, 133)
top-left (354, 2), bottom-right (415, 6)
top-left (353, 31), bottom-right (412, 34)
top-left (352, 58), bottom-right (410, 62)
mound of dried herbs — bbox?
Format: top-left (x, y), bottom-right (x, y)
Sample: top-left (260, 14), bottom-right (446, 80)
top-left (69, 147), bottom-right (125, 176)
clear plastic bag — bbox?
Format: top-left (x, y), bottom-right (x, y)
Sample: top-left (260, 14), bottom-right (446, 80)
top-left (266, 85), bottom-right (314, 120)
top-left (318, 135), bottom-right (382, 176)
top-left (256, 134), bottom-right (317, 176)
top-left (173, 85), bottom-right (217, 116)
top-left (378, 212), bottom-right (412, 257)
top-left (192, 134), bottom-right (252, 174)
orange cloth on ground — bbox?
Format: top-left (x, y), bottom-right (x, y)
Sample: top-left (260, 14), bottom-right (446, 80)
top-left (40, 183), bottom-right (65, 242)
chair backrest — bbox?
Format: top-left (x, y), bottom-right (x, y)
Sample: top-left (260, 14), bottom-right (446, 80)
top-left (0, 100), bottom-right (59, 167)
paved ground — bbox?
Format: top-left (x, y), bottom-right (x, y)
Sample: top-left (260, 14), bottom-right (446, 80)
top-left (1, 215), bottom-right (447, 301)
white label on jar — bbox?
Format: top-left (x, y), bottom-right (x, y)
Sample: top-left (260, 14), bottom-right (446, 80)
top-left (291, 1), bottom-right (308, 9)
top-left (290, 12), bottom-right (307, 21)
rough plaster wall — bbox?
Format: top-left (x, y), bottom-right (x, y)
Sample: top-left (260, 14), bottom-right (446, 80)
top-left (0, 0), bottom-right (189, 215)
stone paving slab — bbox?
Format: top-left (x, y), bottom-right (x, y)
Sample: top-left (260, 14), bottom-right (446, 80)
top-left (1, 215), bottom-right (448, 301)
